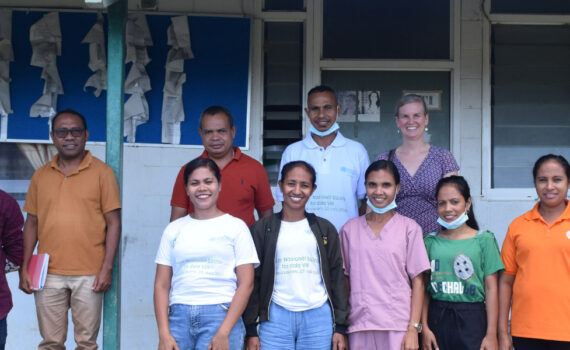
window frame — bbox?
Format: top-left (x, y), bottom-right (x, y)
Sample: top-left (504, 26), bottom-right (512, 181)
top-left (481, 4), bottom-right (570, 200)
top-left (305, 0), bottom-right (460, 157)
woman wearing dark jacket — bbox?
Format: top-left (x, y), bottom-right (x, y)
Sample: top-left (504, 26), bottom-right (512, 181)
top-left (244, 160), bottom-right (349, 350)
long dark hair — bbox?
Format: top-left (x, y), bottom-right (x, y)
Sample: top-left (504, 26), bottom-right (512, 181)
top-left (435, 176), bottom-right (479, 230)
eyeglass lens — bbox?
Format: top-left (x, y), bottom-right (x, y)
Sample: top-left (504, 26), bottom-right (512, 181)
top-left (54, 128), bottom-right (84, 138)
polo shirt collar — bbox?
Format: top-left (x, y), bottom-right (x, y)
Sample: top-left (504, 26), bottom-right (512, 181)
top-left (525, 200), bottom-right (570, 225)
top-left (50, 151), bottom-right (93, 176)
top-left (200, 146), bottom-right (242, 162)
top-left (302, 131), bottom-right (347, 149)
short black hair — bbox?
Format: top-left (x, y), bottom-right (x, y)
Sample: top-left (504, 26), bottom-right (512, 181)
top-left (307, 85), bottom-right (338, 105)
top-left (199, 106), bottom-right (234, 129)
top-left (51, 109), bottom-right (88, 131)
top-left (183, 158), bottom-right (222, 186)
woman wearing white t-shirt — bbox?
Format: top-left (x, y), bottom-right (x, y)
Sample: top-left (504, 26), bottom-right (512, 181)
top-left (154, 158), bottom-right (259, 350)
top-left (244, 161), bottom-right (349, 350)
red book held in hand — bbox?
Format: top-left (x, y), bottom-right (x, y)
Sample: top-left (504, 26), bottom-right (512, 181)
top-left (27, 254), bottom-right (49, 291)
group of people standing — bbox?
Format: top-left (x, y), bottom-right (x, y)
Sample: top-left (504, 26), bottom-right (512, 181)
top-left (1, 84), bottom-right (567, 350)
top-left (152, 85), bottom-right (570, 350)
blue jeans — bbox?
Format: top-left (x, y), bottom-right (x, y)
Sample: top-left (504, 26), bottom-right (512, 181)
top-left (168, 303), bottom-right (245, 350)
top-left (0, 316), bottom-right (6, 350)
top-left (259, 302), bottom-right (333, 350)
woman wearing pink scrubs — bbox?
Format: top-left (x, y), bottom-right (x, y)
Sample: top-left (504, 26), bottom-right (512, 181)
top-left (339, 159), bottom-right (430, 350)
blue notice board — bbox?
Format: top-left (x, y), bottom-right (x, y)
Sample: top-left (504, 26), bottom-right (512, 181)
top-left (5, 11), bottom-right (250, 146)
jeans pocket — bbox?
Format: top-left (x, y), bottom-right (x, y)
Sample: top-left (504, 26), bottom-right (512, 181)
top-left (168, 305), bottom-right (175, 316)
top-left (168, 303), bottom-right (185, 317)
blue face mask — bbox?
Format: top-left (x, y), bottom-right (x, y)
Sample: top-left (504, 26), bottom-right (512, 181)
top-left (367, 197), bottom-right (397, 214)
top-left (310, 122), bottom-right (340, 137)
top-left (437, 211), bottom-right (469, 230)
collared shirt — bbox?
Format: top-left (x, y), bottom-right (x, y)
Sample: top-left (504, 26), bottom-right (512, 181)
top-left (23, 151), bottom-right (121, 275)
top-left (170, 147), bottom-right (275, 227)
top-left (0, 190), bottom-right (23, 319)
top-left (501, 202), bottom-right (570, 342)
top-left (276, 132), bottom-right (369, 231)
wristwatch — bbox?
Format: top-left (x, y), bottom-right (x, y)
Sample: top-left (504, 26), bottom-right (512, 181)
top-left (409, 322), bottom-right (422, 333)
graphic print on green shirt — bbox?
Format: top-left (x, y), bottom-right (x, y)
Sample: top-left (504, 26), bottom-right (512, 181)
top-left (424, 231), bottom-right (505, 303)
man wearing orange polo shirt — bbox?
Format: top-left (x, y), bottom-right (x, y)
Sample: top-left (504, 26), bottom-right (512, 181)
top-left (19, 109), bottom-right (121, 350)
top-left (170, 106), bottom-right (274, 226)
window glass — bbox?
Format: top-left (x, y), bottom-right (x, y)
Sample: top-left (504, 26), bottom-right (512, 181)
top-left (0, 143), bottom-right (35, 205)
top-left (323, 0), bottom-right (450, 59)
top-left (491, 0), bottom-right (570, 14)
top-left (264, 0), bottom-right (304, 11)
top-left (491, 24), bottom-right (570, 188)
top-left (263, 22), bottom-right (304, 183)
top-left (322, 70), bottom-right (451, 161)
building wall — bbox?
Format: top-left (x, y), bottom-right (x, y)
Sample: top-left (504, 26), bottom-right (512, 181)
top-left (457, 0), bottom-right (534, 244)
top-left (4, 0), bottom-right (546, 348)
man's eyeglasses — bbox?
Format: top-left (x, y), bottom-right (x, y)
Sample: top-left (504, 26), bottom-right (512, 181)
top-left (53, 128), bottom-right (85, 138)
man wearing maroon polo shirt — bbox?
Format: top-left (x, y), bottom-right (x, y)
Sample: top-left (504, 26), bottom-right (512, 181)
top-left (170, 106), bottom-right (274, 226)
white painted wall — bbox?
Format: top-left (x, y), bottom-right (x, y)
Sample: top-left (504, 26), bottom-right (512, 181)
top-left (457, 0), bottom-right (536, 245)
top-left (119, 144), bottom-right (201, 349)
top-left (4, 0), bottom-right (550, 348)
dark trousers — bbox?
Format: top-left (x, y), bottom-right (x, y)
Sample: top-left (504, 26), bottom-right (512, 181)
top-left (0, 316), bottom-right (6, 350)
top-left (428, 299), bottom-right (487, 350)
top-left (512, 337), bottom-right (570, 350)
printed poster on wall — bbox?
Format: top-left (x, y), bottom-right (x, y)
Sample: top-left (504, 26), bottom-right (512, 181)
top-left (337, 90), bottom-right (381, 123)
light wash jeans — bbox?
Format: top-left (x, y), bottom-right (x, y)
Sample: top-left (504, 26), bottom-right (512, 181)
top-left (259, 302), bottom-right (333, 350)
top-left (168, 303), bottom-right (245, 350)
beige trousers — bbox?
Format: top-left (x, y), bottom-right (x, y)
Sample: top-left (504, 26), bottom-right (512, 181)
top-left (34, 274), bottom-right (103, 350)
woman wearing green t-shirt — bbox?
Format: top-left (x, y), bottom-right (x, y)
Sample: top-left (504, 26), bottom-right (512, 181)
top-left (421, 176), bottom-right (504, 350)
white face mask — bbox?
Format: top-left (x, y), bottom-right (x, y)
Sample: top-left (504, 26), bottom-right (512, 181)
top-left (437, 211), bottom-right (469, 230)
top-left (310, 122), bottom-right (340, 137)
top-left (367, 197), bottom-right (397, 214)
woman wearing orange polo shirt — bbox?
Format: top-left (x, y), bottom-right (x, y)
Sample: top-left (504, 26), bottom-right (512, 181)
top-left (498, 154), bottom-right (570, 350)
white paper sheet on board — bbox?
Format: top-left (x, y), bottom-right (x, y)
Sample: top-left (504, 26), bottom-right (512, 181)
top-left (0, 9), bottom-right (13, 140)
top-left (161, 16), bottom-right (193, 144)
top-left (82, 14), bottom-right (107, 97)
top-left (29, 12), bottom-right (63, 119)
top-left (123, 14), bottom-right (153, 143)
